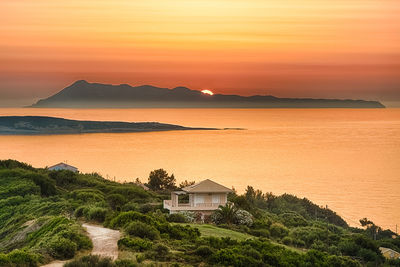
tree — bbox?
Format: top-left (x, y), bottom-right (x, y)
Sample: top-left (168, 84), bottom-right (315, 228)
top-left (179, 180), bottom-right (195, 188)
top-left (147, 169), bottom-right (176, 191)
top-left (213, 202), bottom-right (238, 225)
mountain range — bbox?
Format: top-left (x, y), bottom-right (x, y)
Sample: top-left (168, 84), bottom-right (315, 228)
top-left (31, 80), bottom-right (385, 108)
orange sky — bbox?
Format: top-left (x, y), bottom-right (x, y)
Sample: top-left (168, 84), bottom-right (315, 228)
top-left (0, 0), bottom-right (399, 105)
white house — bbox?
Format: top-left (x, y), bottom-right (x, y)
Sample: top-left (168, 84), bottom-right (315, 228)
top-left (48, 162), bottom-right (78, 172)
top-left (163, 179), bottom-right (232, 215)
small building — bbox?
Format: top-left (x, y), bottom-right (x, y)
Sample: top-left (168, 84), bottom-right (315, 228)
top-left (48, 162), bottom-right (78, 173)
top-left (380, 247), bottom-right (400, 260)
top-left (163, 179), bottom-right (232, 215)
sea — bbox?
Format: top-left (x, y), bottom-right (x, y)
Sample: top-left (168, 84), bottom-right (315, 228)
top-left (0, 108), bottom-right (399, 231)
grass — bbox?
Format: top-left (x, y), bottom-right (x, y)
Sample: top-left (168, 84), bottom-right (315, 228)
top-left (176, 223), bottom-right (306, 254)
top-left (191, 224), bottom-right (253, 241)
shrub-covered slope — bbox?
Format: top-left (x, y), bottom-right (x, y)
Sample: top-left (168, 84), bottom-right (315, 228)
top-left (0, 160), bottom-right (399, 267)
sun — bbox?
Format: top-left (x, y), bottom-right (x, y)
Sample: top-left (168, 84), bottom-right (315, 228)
top-left (201, 89), bottom-right (214, 95)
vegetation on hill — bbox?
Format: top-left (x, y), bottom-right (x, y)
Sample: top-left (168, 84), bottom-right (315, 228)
top-left (0, 160), bottom-right (399, 266)
top-left (0, 116), bottom-right (213, 135)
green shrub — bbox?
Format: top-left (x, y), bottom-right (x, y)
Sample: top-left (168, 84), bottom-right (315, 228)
top-left (74, 206), bottom-right (88, 218)
top-left (250, 229), bottom-right (270, 238)
top-left (157, 223), bottom-right (200, 240)
top-left (25, 173), bottom-right (57, 196)
top-left (107, 194), bottom-right (127, 210)
top-left (115, 259), bottom-right (138, 267)
top-left (167, 213), bottom-right (187, 223)
top-left (194, 245), bottom-right (213, 257)
top-left (124, 221), bottom-right (159, 240)
top-left (0, 253), bottom-right (10, 266)
top-left (58, 229), bottom-right (92, 250)
top-left (87, 207), bottom-right (108, 222)
top-left (279, 212), bottom-right (308, 227)
top-left (136, 254), bottom-right (145, 263)
top-left (48, 236), bottom-right (77, 259)
top-left (118, 237), bottom-right (152, 251)
top-left (7, 249), bottom-right (39, 267)
top-left (71, 189), bottom-right (104, 203)
top-left (282, 236), bottom-right (293, 246)
top-left (139, 203), bottom-right (154, 213)
top-left (0, 159), bottom-right (35, 170)
top-left (122, 202), bottom-right (139, 212)
top-left (49, 170), bottom-right (77, 186)
top-left (64, 255), bottom-right (114, 267)
top-left (270, 222), bottom-right (289, 238)
top-left (108, 211), bottom-right (154, 229)
top-left (153, 243), bottom-right (169, 257)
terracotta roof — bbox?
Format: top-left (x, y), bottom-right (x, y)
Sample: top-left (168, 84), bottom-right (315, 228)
top-left (182, 179), bottom-right (232, 193)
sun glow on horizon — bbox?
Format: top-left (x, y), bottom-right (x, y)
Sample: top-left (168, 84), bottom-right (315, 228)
top-left (201, 89), bottom-right (214, 96)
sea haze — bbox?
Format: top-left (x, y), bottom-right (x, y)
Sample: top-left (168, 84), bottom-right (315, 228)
top-left (0, 108), bottom-right (399, 231)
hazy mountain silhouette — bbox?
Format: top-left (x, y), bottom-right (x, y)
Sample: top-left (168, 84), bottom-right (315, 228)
top-left (31, 80), bottom-right (385, 108)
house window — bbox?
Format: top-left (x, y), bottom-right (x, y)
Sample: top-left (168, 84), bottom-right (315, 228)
top-left (212, 194), bottom-right (220, 204)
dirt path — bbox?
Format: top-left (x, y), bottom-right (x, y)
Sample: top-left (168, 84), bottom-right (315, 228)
top-left (41, 260), bottom-right (67, 267)
top-left (82, 223), bottom-right (121, 260)
top-left (41, 224), bottom-right (120, 267)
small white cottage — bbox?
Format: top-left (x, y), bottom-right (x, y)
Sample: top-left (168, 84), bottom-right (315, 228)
top-left (163, 179), bottom-right (232, 215)
top-left (48, 162), bottom-right (78, 173)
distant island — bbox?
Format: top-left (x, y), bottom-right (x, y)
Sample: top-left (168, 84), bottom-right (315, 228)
top-left (0, 116), bottom-right (215, 135)
top-left (30, 80), bottom-right (385, 108)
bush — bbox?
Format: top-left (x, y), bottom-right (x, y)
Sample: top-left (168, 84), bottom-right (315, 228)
top-left (153, 243), bottom-right (169, 257)
top-left (87, 207), bottom-right (108, 222)
top-left (194, 245), bottom-right (213, 257)
top-left (136, 254), bottom-right (145, 263)
top-left (118, 237), bottom-right (153, 251)
top-left (48, 236), bottom-right (77, 259)
top-left (58, 229), bottom-right (92, 250)
top-left (122, 202), bottom-right (139, 212)
top-left (115, 259), bottom-right (138, 267)
top-left (49, 170), bottom-right (77, 186)
top-left (250, 229), bottom-right (270, 238)
top-left (108, 211), bottom-right (154, 229)
top-left (71, 189), bottom-right (104, 203)
top-left (282, 236), bottom-right (293, 246)
top-left (124, 221), bottom-right (159, 240)
top-left (233, 209), bottom-right (253, 226)
top-left (64, 255), bottom-right (114, 267)
top-left (269, 223), bottom-right (289, 239)
top-left (167, 213), bottom-right (187, 223)
top-left (280, 212), bottom-right (308, 227)
top-left (107, 194), bottom-right (127, 210)
top-left (157, 223), bottom-right (200, 240)
top-left (6, 250), bottom-right (39, 267)
top-left (0, 254), bottom-right (10, 266)
top-left (139, 203), bottom-right (155, 214)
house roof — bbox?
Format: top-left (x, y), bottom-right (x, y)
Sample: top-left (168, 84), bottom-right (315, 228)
top-left (48, 162), bottom-right (78, 170)
top-left (182, 179), bottom-right (232, 193)
top-left (380, 247), bottom-right (400, 256)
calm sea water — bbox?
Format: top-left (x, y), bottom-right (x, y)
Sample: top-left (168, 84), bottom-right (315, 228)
top-left (0, 108), bottom-right (399, 231)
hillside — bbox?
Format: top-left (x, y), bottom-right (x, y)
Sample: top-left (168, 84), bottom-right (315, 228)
top-left (31, 80), bottom-right (385, 108)
top-left (0, 116), bottom-right (214, 135)
top-left (0, 160), bottom-right (399, 266)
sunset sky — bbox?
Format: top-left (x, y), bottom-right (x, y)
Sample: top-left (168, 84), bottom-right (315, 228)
top-left (1, 0), bottom-right (399, 106)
